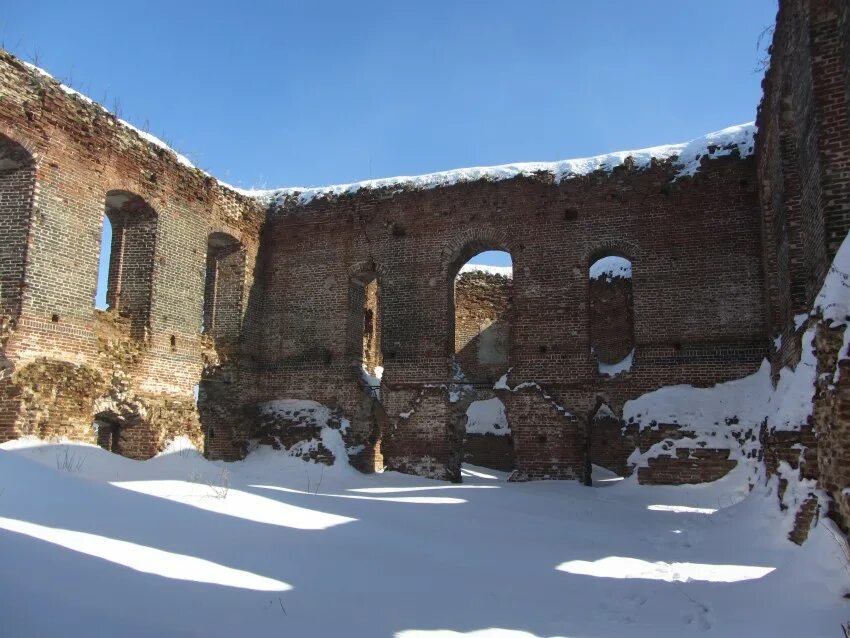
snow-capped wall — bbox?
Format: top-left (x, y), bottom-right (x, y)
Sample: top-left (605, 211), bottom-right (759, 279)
top-left (246, 123), bottom-right (756, 206)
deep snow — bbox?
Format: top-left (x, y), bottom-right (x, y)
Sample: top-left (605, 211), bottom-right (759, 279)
top-left (0, 438), bottom-right (847, 638)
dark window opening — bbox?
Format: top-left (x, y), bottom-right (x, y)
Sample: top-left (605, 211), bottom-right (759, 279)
top-left (202, 232), bottom-right (245, 347)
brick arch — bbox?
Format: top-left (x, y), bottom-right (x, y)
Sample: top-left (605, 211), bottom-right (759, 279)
top-left (347, 259), bottom-right (391, 285)
top-left (441, 227), bottom-right (517, 277)
top-left (102, 190), bottom-right (159, 339)
top-left (0, 131), bottom-right (37, 321)
top-left (0, 124), bottom-right (40, 160)
top-left (444, 228), bottom-right (516, 381)
top-left (99, 173), bottom-right (164, 208)
top-left (582, 239), bottom-right (645, 269)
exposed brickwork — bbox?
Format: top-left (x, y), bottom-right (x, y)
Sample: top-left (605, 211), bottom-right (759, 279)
top-left (810, 322), bottom-right (850, 534)
top-left (757, 0), bottom-right (850, 372)
top-left (588, 273), bottom-right (634, 365)
top-left (755, 0), bottom-right (850, 544)
top-left (0, 51), bottom-right (264, 458)
top-left (0, 134), bottom-right (35, 323)
top-left (1, 0), bottom-right (849, 507)
top-left (454, 271), bottom-right (512, 384)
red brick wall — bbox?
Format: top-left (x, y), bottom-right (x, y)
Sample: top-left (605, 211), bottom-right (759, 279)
top-left (757, 0), bottom-right (850, 372)
top-left (755, 0), bottom-right (850, 539)
top-left (0, 134), bottom-right (35, 323)
top-left (248, 147), bottom-right (767, 479)
top-left (0, 51), bottom-right (264, 458)
top-left (0, 28), bottom-right (815, 486)
top-left (588, 273), bottom-right (634, 365)
top-left (454, 271), bottom-right (512, 384)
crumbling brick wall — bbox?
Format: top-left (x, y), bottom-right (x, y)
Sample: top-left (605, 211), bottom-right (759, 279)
top-left (7, 4), bottom-right (838, 489)
top-left (588, 273), bottom-right (634, 365)
top-left (755, 0), bottom-right (850, 542)
top-left (0, 51), bottom-right (264, 459)
top-left (248, 148), bottom-right (768, 480)
top-left (454, 271), bottom-right (512, 384)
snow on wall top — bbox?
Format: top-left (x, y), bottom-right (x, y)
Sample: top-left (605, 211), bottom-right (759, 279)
top-left (459, 264), bottom-right (513, 278)
top-left (245, 122), bottom-right (756, 207)
top-left (20, 58), bottom-right (755, 208)
top-left (22, 61), bottom-right (198, 171)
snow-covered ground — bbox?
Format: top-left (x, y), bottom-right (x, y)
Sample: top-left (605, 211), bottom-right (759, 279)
top-left (1, 438), bottom-right (847, 637)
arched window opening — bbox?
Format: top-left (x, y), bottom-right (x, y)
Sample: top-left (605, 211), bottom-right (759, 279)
top-left (450, 246), bottom-right (515, 473)
top-left (589, 255), bottom-right (634, 377)
top-left (202, 232), bottom-right (245, 346)
top-left (348, 269), bottom-right (383, 386)
top-left (94, 412), bottom-right (123, 454)
top-left (94, 215), bottom-right (113, 310)
top-left (0, 134), bottom-right (35, 322)
top-left (101, 191), bottom-right (158, 339)
top-left (450, 249), bottom-right (513, 385)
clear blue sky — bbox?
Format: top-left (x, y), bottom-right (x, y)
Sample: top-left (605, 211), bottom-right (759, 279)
top-left (4, 0), bottom-right (777, 278)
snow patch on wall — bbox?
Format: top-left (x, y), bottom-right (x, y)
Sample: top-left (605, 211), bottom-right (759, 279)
top-left (465, 398), bottom-right (510, 436)
top-left (623, 361), bottom-right (773, 432)
top-left (258, 399), bottom-right (337, 429)
top-left (813, 231), bottom-right (850, 326)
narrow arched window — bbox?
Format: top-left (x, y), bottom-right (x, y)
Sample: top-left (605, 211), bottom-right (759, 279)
top-left (589, 255), bottom-right (634, 376)
top-left (0, 134), bottom-right (36, 322)
top-left (98, 191), bottom-right (158, 339)
top-left (348, 268), bottom-right (383, 384)
top-left (450, 248), bottom-right (513, 384)
top-left (202, 232), bottom-right (245, 346)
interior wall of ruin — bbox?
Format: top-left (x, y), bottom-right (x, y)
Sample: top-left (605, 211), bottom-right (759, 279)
top-left (4, 0), bottom-right (848, 495)
top-left (757, 0), bottom-right (850, 537)
top-left (246, 148), bottom-right (767, 481)
top-left (0, 52), bottom-right (264, 460)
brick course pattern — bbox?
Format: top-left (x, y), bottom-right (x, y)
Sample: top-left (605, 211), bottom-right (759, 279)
top-left (0, 0), bottom-right (847, 506)
top-left (755, 0), bottom-right (850, 543)
top-left (0, 52), bottom-right (265, 459)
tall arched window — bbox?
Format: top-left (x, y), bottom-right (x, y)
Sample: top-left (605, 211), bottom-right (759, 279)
top-left (348, 267), bottom-right (382, 384)
top-left (588, 255), bottom-right (634, 376)
top-left (202, 232), bottom-right (245, 346)
top-left (98, 191), bottom-right (158, 339)
top-left (0, 134), bottom-right (36, 322)
top-left (449, 248), bottom-right (513, 385)
top-left (449, 246), bottom-right (514, 472)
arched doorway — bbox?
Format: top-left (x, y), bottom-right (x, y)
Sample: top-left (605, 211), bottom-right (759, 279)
top-left (449, 246), bottom-right (514, 473)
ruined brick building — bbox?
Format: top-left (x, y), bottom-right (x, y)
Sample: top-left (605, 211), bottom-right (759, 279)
top-left (1, 0), bottom-right (849, 535)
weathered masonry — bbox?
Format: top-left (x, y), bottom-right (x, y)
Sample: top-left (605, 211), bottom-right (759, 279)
top-left (1, 0), bottom-right (849, 529)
